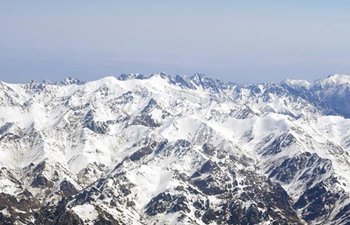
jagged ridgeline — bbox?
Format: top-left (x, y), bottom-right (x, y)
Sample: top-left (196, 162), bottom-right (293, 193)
top-left (1, 73), bottom-right (350, 224)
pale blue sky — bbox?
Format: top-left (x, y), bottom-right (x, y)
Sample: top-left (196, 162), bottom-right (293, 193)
top-left (1, 1), bottom-right (350, 84)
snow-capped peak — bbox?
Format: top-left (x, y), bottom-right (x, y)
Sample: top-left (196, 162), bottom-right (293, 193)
top-left (1, 73), bottom-right (350, 224)
top-left (57, 77), bottom-right (85, 85)
top-left (117, 73), bottom-right (146, 81)
top-left (314, 74), bottom-right (350, 88)
top-left (282, 79), bottom-right (311, 89)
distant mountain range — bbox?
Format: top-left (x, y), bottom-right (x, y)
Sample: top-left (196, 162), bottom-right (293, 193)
top-left (1, 73), bottom-right (350, 224)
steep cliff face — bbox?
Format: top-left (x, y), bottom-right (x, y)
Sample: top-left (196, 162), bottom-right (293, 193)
top-left (1, 73), bottom-right (350, 224)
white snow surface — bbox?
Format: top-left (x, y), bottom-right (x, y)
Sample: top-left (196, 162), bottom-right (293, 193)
top-left (1, 74), bottom-right (350, 224)
top-left (72, 204), bottom-right (98, 224)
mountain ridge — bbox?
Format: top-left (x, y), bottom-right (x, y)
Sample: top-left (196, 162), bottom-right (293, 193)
top-left (1, 73), bottom-right (350, 224)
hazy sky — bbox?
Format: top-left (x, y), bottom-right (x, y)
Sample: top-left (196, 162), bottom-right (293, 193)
top-left (1, 1), bottom-right (350, 84)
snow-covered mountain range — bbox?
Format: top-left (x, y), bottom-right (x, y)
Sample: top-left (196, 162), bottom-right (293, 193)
top-left (1, 73), bottom-right (350, 224)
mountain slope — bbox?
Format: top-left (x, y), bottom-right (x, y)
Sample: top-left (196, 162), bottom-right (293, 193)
top-left (1, 73), bottom-right (350, 224)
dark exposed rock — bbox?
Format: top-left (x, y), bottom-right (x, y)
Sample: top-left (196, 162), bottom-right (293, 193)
top-left (145, 193), bottom-right (173, 216)
top-left (60, 179), bottom-right (79, 198)
top-left (202, 208), bottom-right (217, 224)
top-left (56, 77), bottom-right (85, 86)
top-left (93, 207), bottom-right (121, 225)
top-left (31, 175), bottom-right (52, 188)
top-left (154, 139), bottom-right (169, 154)
top-left (0, 122), bottom-right (14, 135)
top-left (35, 198), bottom-right (84, 225)
top-left (33, 161), bottom-right (46, 174)
top-left (294, 179), bottom-right (341, 223)
top-left (202, 143), bottom-right (216, 156)
top-left (334, 203), bottom-right (350, 224)
top-left (145, 193), bottom-right (190, 217)
top-left (84, 110), bottom-right (109, 134)
top-left (117, 73), bottom-right (146, 81)
top-left (269, 152), bottom-right (332, 185)
top-left (74, 190), bottom-right (96, 205)
top-left (129, 146), bottom-right (153, 161)
top-left (0, 191), bottom-right (40, 225)
top-left (131, 98), bottom-right (169, 127)
top-left (261, 133), bottom-right (296, 157)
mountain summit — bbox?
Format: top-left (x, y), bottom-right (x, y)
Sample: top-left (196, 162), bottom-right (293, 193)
top-left (1, 74), bottom-right (350, 224)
